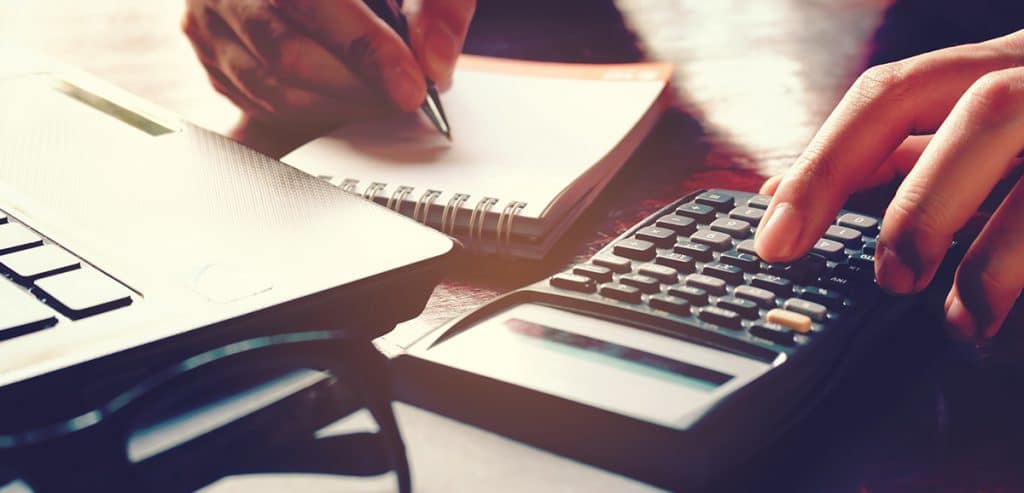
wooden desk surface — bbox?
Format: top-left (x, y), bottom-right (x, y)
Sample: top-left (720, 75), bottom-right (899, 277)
top-left (3, 1), bottom-right (1024, 491)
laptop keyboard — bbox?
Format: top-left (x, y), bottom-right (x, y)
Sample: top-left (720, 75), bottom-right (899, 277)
top-left (0, 212), bottom-right (133, 340)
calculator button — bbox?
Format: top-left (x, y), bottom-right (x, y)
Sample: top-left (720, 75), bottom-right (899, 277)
top-left (655, 214), bottom-right (697, 234)
top-left (702, 262), bottom-right (744, 285)
top-left (799, 287), bottom-right (845, 311)
top-left (709, 218), bottom-right (751, 239)
top-left (551, 273), bottom-right (598, 293)
top-left (638, 264), bottom-right (678, 284)
top-left (685, 274), bottom-right (727, 295)
top-left (593, 255), bottom-right (631, 273)
top-left (695, 192), bottom-right (735, 211)
top-left (690, 230), bottom-right (732, 251)
top-left (832, 263), bottom-right (873, 283)
top-left (649, 295), bottom-right (691, 316)
top-left (620, 274), bottom-right (660, 293)
top-left (613, 239), bottom-right (656, 261)
top-left (734, 285), bottom-right (776, 308)
top-left (837, 213), bottom-right (879, 233)
top-left (34, 268), bottom-right (133, 320)
top-left (821, 272), bottom-right (861, 293)
top-left (573, 265), bottom-right (613, 283)
top-left (824, 225), bottom-right (862, 247)
top-left (784, 298), bottom-right (828, 322)
top-left (717, 297), bottom-right (759, 319)
top-left (600, 283), bottom-right (642, 304)
top-left (849, 252), bottom-right (875, 270)
top-left (751, 274), bottom-right (793, 296)
top-left (655, 253), bottom-right (695, 273)
top-left (669, 286), bottom-right (708, 305)
top-left (862, 239), bottom-right (877, 255)
top-left (794, 255), bottom-right (826, 280)
top-left (764, 263), bottom-right (795, 280)
top-left (674, 241), bottom-right (713, 262)
top-left (0, 245), bottom-right (81, 284)
top-left (0, 223), bottom-right (44, 256)
top-left (811, 238), bottom-right (846, 260)
top-left (767, 255), bottom-right (824, 283)
top-left (746, 195), bottom-right (771, 209)
top-left (729, 207), bottom-right (764, 223)
top-left (699, 306), bottom-right (742, 330)
top-left (736, 240), bottom-right (758, 256)
top-left (719, 251), bottom-right (759, 272)
top-left (750, 322), bottom-right (795, 346)
top-left (635, 226), bottom-right (677, 248)
top-left (676, 203), bottom-right (716, 223)
top-left (765, 308), bottom-right (812, 334)
top-left (0, 281), bottom-right (57, 338)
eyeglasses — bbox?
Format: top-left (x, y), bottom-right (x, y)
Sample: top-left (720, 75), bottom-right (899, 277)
top-left (0, 330), bottom-right (411, 493)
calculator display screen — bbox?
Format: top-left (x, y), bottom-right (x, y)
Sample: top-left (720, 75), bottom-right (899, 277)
top-left (424, 304), bottom-right (773, 428)
top-left (506, 318), bottom-right (732, 392)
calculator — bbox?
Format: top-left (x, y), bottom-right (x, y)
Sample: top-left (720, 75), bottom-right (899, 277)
top-left (394, 189), bottom-right (960, 489)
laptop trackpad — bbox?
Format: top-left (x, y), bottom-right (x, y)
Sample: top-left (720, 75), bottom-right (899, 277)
top-left (191, 263), bottom-right (273, 304)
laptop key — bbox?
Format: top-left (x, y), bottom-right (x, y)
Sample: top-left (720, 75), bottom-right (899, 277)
top-left (0, 245), bottom-right (81, 284)
top-left (34, 268), bottom-right (133, 320)
top-left (0, 281), bottom-right (57, 338)
top-left (0, 223), bottom-right (44, 256)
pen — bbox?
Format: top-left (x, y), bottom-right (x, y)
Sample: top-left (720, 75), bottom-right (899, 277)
top-left (374, 0), bottom-right (452, 140)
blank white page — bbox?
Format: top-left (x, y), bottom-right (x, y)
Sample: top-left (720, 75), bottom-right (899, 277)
top-left (283, 56), bottom-right (669, 220)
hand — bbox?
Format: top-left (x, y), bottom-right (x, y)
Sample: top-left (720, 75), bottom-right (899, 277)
top-left (182, 0), bottom-right (475, 128)
top-left (755, 29), bottom-right (1024, 342)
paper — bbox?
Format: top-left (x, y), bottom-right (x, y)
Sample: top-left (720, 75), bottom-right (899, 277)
top-left (283, 56), bottom-right (670, 221)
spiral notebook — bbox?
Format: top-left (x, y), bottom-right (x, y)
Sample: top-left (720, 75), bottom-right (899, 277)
top-left (282, 55), bottom-right (671, 259)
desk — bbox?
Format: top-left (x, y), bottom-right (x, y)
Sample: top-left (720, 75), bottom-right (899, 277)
top-left (3, 1), bottom-right (1024, 491)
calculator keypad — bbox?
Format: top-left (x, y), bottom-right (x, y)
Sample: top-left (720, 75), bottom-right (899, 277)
top-left (545, 189), bottom-right (880, 352)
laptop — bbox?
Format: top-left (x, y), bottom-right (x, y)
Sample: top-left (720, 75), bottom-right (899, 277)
top-left (0, 47), bottom-right (456, 427)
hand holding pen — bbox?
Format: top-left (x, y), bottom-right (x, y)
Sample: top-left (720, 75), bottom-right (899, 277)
top-left (182, 0), bottom-right (475, 132)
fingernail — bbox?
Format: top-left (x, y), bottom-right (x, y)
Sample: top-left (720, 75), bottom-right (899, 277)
top-left (383, 64), bottom-right (425, 111)
top-left (423, 22), bottom-right (459, 82)
top-left (945, 294), bottom-right (978, 341)
top-left (754, 202), bottom-right (802, 260)
top-left (875, 244), bottom-right (916, 294)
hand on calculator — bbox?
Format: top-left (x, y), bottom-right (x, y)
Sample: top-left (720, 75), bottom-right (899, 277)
top-left (755, 28), bottom-right (1024, 343)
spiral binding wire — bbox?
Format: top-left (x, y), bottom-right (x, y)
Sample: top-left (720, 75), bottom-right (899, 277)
top-left (468, 197), bottom-right (499, 247)
top-left (339, 178), bottom-right (359, 194)
top-left (413, 189), bottom-right (442, 224)
top-left (386, 186), bottom-right (414, 212)
top-left (441, 193), bottom-right (470, 236)
top-left (316, 177), bottom-right (527, 252)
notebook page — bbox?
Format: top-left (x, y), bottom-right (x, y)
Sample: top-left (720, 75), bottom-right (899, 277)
top-left (283, 56), bottom-right (669, 221)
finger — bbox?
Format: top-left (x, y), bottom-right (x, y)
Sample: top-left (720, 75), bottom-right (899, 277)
top-left (876, 66), bottom-right (1024, 295)
top-left (754, 36), bottom-right (1024, 262)
top-left (759, 175), bottom-right (782, 195)
top-left (271, 0), bottom-right (427, 111)
top-left (210, 0), bottom-right (368, 97)
top-left (944, 176), bottom-right (1024, 341)
top-left (758, 135), bottom-right (931, 196)
top-left (184, 7), bottom-right (280, 113)
top-left (860, 135), bottom-right (931, 189)
top-left (406, 0), bottom-right (476, 88)
top-left (203, 63), bottom-right (273, 121)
